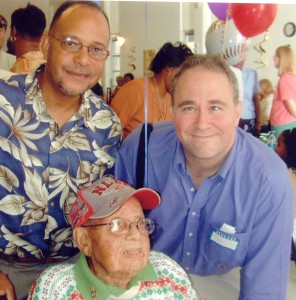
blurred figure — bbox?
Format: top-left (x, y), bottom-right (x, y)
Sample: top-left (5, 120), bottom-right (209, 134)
top-left (124, 72), bottom-right (134, 84)
top-left (111, 75), bottom-right (124, 98)
top-left (258, 79), bottom-right (274, 133)
top-left (275, 128), bottom-right (296, 168)
top-left (111, 42), bottom-right (193, 138)
top-left (234, 59), bottom-right (261, 136)
top-left (91, 81), bottom-right (104, 99)
top-left (270, 45), bottom-right (296, 139)
top-left (0, 14), bottom-right (16, 71)
top-left (9, 3), bottom-right (46, 74)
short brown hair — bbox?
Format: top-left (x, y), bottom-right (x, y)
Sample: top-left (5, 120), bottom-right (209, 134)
top-left (171, 54), bottom-right (239, 105)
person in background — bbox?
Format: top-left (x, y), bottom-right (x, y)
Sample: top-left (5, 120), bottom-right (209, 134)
top-left (111, 75), bottom-right (124, 99)
top-left (111, 42), bottom-right (193, 138)
top-left (123, 72), bottom-right (134, 84)
top-left (234, 58), bottom-right (261, 136)
top-left (9, 3), bottom-right (46, 74)
top-left (258, 78), bottom-right (274, 133)
top-left (275, 128), bottom-right (296, 169)
top-left (91, 81), bottom-right (104, 99)
top-left (115, 54), bottom-right (294, 299)
top-left (0, 2), bottom-right (121, 299)
top-left (270, 45), bottom-right (296, 139)
top-left (0, 14), bottom-right (15, 71)
top-left (28, 176), bottom-right (197, 300)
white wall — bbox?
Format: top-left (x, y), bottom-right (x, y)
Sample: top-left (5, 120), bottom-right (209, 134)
top-left (116, 1), bottom-right (182, 78)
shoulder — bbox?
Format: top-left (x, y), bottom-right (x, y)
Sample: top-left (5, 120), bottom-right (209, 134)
top-left (0, 74), bottom-right (27, 96)
top-left (29, 264), bottom-right (77, 299)
top-left (33, 264), bottom-right (74, 287)
top-left (149, 250), bottom-right (190, 276)
top-left (279, 73), bottom-right (296, 83)
top-left (114, 78), bottom-right (145, 97)
top-left (120, 121), bottom-right (177, 153)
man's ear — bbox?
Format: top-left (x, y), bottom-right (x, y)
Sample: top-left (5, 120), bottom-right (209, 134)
top-left (40, 31), bottom-right (49, 59)
top-left (73, 227), bottom-right (92, 257)
top-left (10, 26), bottom-right (17, 42)
top-left (235, 101), bottom-right (243, 125)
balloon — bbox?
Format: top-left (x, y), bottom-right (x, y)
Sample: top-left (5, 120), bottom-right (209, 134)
top-left (232, 4), bottom-right (277, 38)
top-left (208, 3), bottom-right (232, 21)
top-left (205, 19), bottom-right (248, 66)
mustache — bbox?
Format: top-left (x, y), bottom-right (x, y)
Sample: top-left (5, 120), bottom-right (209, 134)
top-left (63, 65), bottom-right (94, 77)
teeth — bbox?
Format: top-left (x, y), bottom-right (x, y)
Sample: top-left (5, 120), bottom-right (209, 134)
top-left (125, 250), bottom-right (142, 255)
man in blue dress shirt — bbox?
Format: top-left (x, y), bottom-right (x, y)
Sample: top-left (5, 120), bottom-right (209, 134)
top-left (115, 54), bottom-right (294, 299)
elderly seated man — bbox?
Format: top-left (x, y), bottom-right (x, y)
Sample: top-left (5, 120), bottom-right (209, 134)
top-left (28, 176), bottom-right (197, 300)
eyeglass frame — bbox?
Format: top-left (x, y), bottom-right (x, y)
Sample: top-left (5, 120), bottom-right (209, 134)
top-left (82, 218), bottom-right (156, 235)
top-left (51, 34), bottom-right (109, 61)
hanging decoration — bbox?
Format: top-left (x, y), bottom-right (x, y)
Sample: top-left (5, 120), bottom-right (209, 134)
top-left (253, 31), bottom-right (270, 68)
top-left (128, 46), bottom-right (136, 71)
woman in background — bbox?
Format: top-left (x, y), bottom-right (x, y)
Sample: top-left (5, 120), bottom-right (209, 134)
top-left (258, 78), bottom-right (274, 133)
top-left (270, 45), bottom-right (296, 139)
top-left (111, 42), bottom-right (193, 138)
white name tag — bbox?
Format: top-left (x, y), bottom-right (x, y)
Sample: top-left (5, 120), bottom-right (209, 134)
top-left (210, 229), bottom-right (239, 251)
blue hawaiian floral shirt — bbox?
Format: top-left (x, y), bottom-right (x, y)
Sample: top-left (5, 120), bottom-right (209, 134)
top-left (0, 66), bottom-right (122, 259)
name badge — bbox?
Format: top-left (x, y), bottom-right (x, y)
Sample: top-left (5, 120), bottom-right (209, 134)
top-left (210, 229), bottom-right (239, 251)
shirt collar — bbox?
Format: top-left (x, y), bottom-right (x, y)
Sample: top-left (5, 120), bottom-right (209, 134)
top-left (74, 254), bottom-right (157, 300)
top-left (24, 64), bottom-right (96, 129)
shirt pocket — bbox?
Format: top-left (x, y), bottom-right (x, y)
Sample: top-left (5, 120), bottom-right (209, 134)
top-left (197, 222), bottom-right (249, 275)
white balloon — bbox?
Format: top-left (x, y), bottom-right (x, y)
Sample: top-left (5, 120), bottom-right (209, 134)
top-left (205, 19), bottom-right (248, 66)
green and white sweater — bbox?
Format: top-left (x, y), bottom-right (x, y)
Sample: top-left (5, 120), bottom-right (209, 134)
top-left (28, 251), bottom-right (197, 300)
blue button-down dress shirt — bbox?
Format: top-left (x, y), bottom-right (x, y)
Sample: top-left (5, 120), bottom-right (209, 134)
top-left (115, 121), bottom-right (294, 300)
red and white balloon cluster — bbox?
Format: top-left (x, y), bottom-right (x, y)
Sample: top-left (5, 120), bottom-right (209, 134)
top-left (208, 3), bottom-right (277, 38)
top-left (205, 3), bottom-right (277, 66)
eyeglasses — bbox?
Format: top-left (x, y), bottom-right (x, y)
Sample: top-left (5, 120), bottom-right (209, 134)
top-left (82, 218), bottom-right (155, 235)
top-left (0, 20), bottom-right (7, 30)
top-left (52, 35), bottom-right (109, 61)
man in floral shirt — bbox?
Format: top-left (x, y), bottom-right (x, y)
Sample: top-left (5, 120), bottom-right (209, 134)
top-left (0, 2), bottom-right (122, 299)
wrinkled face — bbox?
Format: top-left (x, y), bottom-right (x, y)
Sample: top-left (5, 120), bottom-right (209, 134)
top-left (83, 197), bottom-right (150, 284)
top-left (172, 67), bottom-right (241, 165)
top-left (44, 5), bottom-right (110, 97)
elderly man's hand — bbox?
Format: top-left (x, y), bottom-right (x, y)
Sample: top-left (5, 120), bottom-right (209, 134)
top-left (0, 271), bottom-right (16, 300)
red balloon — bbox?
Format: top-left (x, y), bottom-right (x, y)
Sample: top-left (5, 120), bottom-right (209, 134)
top-left (232, 3), bottom-right (277, 38)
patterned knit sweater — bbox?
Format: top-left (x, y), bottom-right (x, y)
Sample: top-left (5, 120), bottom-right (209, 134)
top-left (28, 251), bottom-right (197, 300)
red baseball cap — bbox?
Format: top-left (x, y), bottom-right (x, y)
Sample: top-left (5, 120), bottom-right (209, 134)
top-left (70, 176), bottom-right (161, 228)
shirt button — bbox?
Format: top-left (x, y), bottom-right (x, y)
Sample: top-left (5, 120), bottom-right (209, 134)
top-left (218, 263), bottom-right (226, 270)
top-left (192, 212), bottom-right (196, 216)
top-left (190, 187), bottom-right (195, 192)
top-left (186, 252), bottom-right (191, 256)
top-left (188, 232), bottom-right (193, 237)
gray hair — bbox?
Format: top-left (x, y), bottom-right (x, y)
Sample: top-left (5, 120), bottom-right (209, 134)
top-left (171, 54), bottom-right (239, 105)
